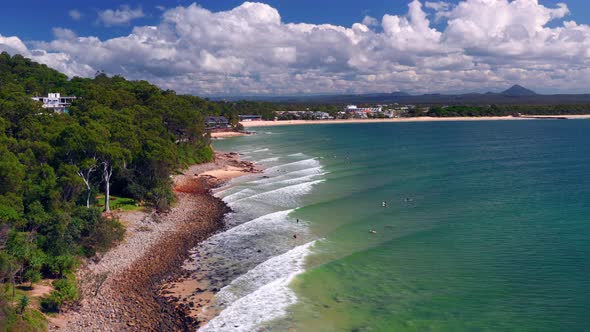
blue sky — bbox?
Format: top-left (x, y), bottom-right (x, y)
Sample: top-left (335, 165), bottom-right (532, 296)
top-left (1, 0), bottom-right (590, 95)
top-left (2, 0), bottom-right (588, 41)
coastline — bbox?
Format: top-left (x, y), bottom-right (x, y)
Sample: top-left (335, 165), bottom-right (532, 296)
top-left (210, 131), bottom-right (253, 138)
top-left (50, 152), bottom-right (260, 331)
top-left (240, 115), bottom-right (590, 127)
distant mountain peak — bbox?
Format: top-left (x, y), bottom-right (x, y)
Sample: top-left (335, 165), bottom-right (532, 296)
top-left (501, 84), bottom-right (537, 96)
top-left (390, 91), bottom-right (410, 97)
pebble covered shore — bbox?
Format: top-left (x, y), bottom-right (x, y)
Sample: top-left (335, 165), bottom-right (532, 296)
top-left (50, 153), bottom-right (259, 331)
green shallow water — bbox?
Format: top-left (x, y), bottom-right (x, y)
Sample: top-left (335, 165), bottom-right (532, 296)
top-left (213, 120), bottom-right (590, 331)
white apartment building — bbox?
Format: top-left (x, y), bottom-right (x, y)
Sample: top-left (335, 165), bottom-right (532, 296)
top-left (32, 93), bottom-right (77, 114)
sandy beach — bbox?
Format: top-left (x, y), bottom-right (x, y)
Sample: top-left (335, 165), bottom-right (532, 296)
top-left (210, 131), bottom-right (253, 138)
top-left (240, 115), bottom-right (590, 127)
top-left (50, 152), bottom-right (260, 331)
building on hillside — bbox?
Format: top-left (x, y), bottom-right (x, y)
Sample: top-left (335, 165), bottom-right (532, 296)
top-left (32, 93), bottom-right (77, 114)
top-left (205, 116), bottom-right (230, 130)
top-left (239, 115), bottom-right (263, 122)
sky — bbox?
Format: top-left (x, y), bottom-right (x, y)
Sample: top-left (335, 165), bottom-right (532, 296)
top-left (1, 0), bottom-right (590, 95)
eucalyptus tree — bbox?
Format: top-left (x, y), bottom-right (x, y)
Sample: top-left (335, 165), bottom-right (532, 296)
top-left (55, 120), bottom-right (106, 208)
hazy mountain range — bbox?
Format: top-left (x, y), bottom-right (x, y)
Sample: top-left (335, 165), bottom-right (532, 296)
top-left (217, 85), bottom-right (590, 105)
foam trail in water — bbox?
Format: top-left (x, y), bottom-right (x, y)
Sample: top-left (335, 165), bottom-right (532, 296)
top-left (257, 156), bottom-right (280, 163)
top-left (265, 158), bottom-right (319, 174)
top-left (228, 179), bottom-right (324, 206)
top-left (199, 241), bottom-right (316, 332)
top-left (215, 169), bottom-right (323, 202)
top-left (249, 166), bottom-right (323, 185)
top-left (218, 188), bottom-right (258, 203)
top-left (210, 209), bottom-right (295, 240)
top-left (253, 173), bottom-right (327, 192)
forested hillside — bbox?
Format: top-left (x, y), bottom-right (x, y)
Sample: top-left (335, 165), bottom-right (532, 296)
top-left (415, 104), bottom-right (590, 117)
top-left (0, 52), bottom-right (221, 330)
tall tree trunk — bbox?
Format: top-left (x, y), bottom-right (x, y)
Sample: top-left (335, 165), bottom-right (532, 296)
top-left (77, 166), bottom-right (95, 208)
top-left (103, 162), bottom-right (113, 212)
top-left (86, 187), bottom-right (91, 208)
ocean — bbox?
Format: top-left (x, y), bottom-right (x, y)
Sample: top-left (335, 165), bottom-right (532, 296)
top-left (197, 120), bottom-right (590, 331)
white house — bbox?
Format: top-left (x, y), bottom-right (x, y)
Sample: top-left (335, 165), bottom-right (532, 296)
top-left (32, 93), bottom-right (77, 114)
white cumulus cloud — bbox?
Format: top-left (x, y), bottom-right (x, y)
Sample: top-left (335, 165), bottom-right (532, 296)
top-left (362, 15), bottom-right (379, 27)
top-left (1, 0), bottom-right (590, 95)
top-left (68, 9), bottom-right (82, 21)
top-left (97, 5), bottom-right (145, 26)
top-left (0, 34), bottom-right (29, 55)
top-left (52, 28), bottom-right (77, 40)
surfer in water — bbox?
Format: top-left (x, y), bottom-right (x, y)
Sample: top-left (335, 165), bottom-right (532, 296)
top-left (382, 201), bottom-right (387, 207)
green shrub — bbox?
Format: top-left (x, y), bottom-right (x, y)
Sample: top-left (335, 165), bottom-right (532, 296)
top-left (40, 275), bottom-right (78, 313)
top-left (194, 144), bottom-right (214, 164)
top-left (17, 295), bottom-right (29, 315)
top-left (73, 207), bottom-right (125, 256)
top-left (146, 186), bottom-right (175, 212)
top-left (47, 255), bottom-right (78, 278)
top-left (23, 269), bottom-right (41, 287)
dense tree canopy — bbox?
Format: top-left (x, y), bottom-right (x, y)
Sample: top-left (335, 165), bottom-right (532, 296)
top-left (412, 104), bottom-right (590, 117)
top-left (0, 52), bottom-right (224, 329)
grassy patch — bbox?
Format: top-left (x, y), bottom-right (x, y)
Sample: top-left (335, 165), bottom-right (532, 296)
top-left (96, 195), bottom-right (141, 211)
top-left (21, 308), bottom-right (47, 331)
top-left (1, 285), bottom-right (49, 332)
top-left (0, 307), bottom-right (48, 332)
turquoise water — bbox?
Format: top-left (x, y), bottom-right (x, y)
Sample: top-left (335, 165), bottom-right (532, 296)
top-left (206, 120), bottom-right (590, 331)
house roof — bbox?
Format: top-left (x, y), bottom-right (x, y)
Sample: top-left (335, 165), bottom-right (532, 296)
top-left (206, 116), bottom-right (228, 122)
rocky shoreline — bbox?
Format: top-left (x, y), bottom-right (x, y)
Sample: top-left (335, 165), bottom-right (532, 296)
top-left (50, 152), bottom-right (260, 331)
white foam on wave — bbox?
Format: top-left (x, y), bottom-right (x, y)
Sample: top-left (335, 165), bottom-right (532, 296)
top-left (254, 172), bottom-right (327, 191)
top-left (216, 162), bottom-right (323, 204)
top-left (252, 148), bottom-right (270, 153)
top-left (188, 209), bottom-right (305, 261)
top-left (210, 209), bottom-right (295, 240)
top-left (228, 179), bottom-right (324, 207)
top-left (218, 187), bottom-right (258, 203)
top-left (249, 166), bottom-right (323, 185)
top-left (199, 241), bottom-right (316, 332)
top-left (264, 158), bottom-right (320, 174)
top-left (257, 156), bottom-right (280, 163)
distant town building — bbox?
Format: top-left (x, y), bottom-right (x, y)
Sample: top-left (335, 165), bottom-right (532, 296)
top-left (353, 112), bottom-right (368, 119)
top-left (32, 93), bottom-right (76, 114)
top-left (205, 116), bottom-right (230, 129)
top-left (239, 115), bottom-right (263, 122)
top-left (383, 111), bottom-right (396, 118)
top-left (313, 111), bottom-right (332, 120)
top-left (344, 105), bottom-right (382, 113)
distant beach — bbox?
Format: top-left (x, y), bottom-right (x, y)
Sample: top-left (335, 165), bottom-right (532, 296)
top-left (240, 115), bottom-right (590, 127)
